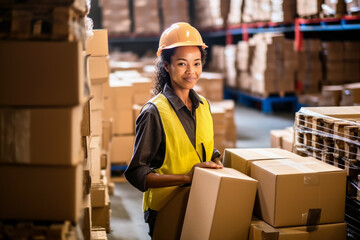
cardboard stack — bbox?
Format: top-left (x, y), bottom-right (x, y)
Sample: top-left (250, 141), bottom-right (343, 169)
top-left (196, 72), bottom-right (224, 101)
top-left (340, 83), bottom-right (360, 106)
top-left (161, 0), bottom-right (190, 29)
top-left (343, 41), bottom-right (360, 84)
top-left (107, 70), bottom-right (152, 165)
top-left (209, 45), bottom-right (226, 73)
top-left (270, 0), bottom-right (297, 23)
top-left (101, 0), bottom-right (131, 35)
top-left (227, 0), bottom-right (243, 25)
top-left (270, 127), bottom-right (295, 152)
top-left (294, 106), bottom-right (360, 238)
top-left (242, 0), bottom-right (255, 22)
top-left (193, 0), bottom-right (228, 30)
top-left (322, 0), bottom-right (346, 17)
top-left (237, 40), bottom-right (256, 91)
top-left (253, 0), bottom-right (271, 22)
top-left (224, 148), bottom-right (348, 240)
top-left (133, 0), bottom-right (160, 35)
top-left (297, 0), bottom-right (322, 18)
top-left (86, 29), bottom-right (112, 235)
top-left (210, 105), bottom-right (227, 156)
top-left (322, 41), bottom-right (344, 85)
top-left (211, 100), bottom-right (237, 149)
top-left (224, 44), bottom-right (238, 88)
top-left (346, 0), bottom-right (360, 15)
top-left (297, 39), bottom-right (322, 94)
top-left (0, 1), bottom-right (89, 238)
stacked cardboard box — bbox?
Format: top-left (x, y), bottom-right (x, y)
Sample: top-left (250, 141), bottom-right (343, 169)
top-left (86, 29), bottom-right (112, 234)
top-left (210, 105), bottom-right (227, 155)
top-left (294, 106), bottom-right (360, 238)
top-left (270, 0), bottom-right (297, 23)
top-left (211, 100), bottom-right (237, 150)
top-left (197, 72), bottom-right (224, 101)
top-left (133, 0), bottom-right (160, 35)
top-left (209, 45), bottom-right (226, 73)
top-left (322, 41), bottom-right (344, 85)
top-left (270, 127), bottom-right (294, 152)
top-left (297, 0), bottom-right (322, 18)
top-left (297, 0), bottom-right (346, 18)
top-left (107, 70), bottom-right (152, 165)
top-left (161, 0), bottom-right (190, 29)
top-left (193, 0), bottom-right (228, 30)
top-left (340, 83), bottom-right (360, 106)
top-left (237, 40), bottom-right (256, 91)
top-left (298, 39), bottom-right (322, 94)
top-left (224, 148), bottom-right (348, 240)
top-left (343, 41), bottom-right (360, 83)
top-left (0, 1), bottom-right (89, 238)
top-left (101, 0), bottom-right (131, 35)
top-left (224, 44), bottom-right (238, 88)
top-left (227, 0), bottom-right (243, 25)
top-left (346, 0), bottom-right (360, 15)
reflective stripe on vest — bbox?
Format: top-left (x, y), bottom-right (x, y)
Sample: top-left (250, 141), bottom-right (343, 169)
top-left (143, 93), bottom-right (214, 212)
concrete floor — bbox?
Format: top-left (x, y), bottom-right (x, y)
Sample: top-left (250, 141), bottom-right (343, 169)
top-left (107, 104), bottom-right (295, 240)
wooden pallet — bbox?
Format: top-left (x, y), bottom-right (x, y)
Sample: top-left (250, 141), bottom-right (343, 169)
top-left (0, 5), bottom-right (86, 42)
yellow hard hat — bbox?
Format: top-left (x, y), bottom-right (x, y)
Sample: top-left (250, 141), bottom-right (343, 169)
top-left (156, 22), bottom-right (208, 56)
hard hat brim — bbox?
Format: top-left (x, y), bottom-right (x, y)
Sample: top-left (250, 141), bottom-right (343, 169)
top-left (156, 42), bottom-right (208, 56)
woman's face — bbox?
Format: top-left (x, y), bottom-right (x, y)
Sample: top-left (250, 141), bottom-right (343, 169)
top-left (164, 46), bottom-right (202, 91)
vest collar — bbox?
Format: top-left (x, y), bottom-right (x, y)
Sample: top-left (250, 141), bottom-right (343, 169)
top-left (163, 83), bottom-right (203, 112)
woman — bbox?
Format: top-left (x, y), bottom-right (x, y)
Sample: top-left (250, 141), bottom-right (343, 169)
top-left (124, 22), bottom-right (223, 237)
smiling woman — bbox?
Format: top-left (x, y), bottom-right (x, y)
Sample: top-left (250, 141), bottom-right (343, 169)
top-left (124, 22), bottom-right (223, 238)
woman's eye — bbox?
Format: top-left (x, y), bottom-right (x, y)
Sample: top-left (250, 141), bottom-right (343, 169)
top-left (195, 62), bottom-right (201, 66)
top-left (178, 62), bottom-right (186, 66)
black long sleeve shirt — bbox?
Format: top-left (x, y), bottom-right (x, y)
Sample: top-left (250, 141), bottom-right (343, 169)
top-left (124, 83), bottom-right (221, 192)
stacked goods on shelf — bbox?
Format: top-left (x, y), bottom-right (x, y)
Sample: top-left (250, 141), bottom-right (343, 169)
top-left (250, 33), bottom-right (296, 96)
top-left (86, 29), bottom-right (112, 234)
top-left (297, 39), bottom-right (322, 94)
top-left (211, 100), bottom-right (237, 151)
top-left (242, 0), bottom-right (271, 23)
top-left (0, 1), bottom-right (91, 239)
top-left (101, 0), bottom-right (131, 35)
top-left (193, 0), bottom-right (229, 30)
top-left (298, 41), bottom-right (360, 107)
top-left (209, 45), bottom-right (226, 73)
top-left (270, 0), bottom-right (297, 23)
top-left (223, 148), bottom-right (348, 240)
top-left (294, 106), bottom-right (360, 239)
top-left (161, 0), bottom-right (190, 29)
top-left (227, 0), bottom-right (243, 25)
top-left (297, 0), bottom-right (346, 18)
top-left (237, 40), bottom-right (255, 91)
top-left (133, 0), bottom-right (160, 35)
top-left (196, 72), bottom-right (224, 101)
top-left (107, 69), bottom-right (152, 166)
top-left (224, 44), bottom-right (238, 88)
top-left (210, 105), bottom-right (227, 156)
top-left (346, 0), bottom-right (360, 15)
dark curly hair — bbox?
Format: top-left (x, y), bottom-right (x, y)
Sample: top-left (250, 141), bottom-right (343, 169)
top-left (153, 46), bottom-right (207, 95)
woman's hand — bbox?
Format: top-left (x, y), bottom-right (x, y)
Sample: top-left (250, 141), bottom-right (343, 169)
top-left (185, 160), bottom-right (223, 184)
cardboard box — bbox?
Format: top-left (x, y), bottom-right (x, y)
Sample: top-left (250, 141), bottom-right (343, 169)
top-left (89, 56), bottom-right (110, 84)
top-left (86, 29), bottom-right (109, 57)
top-left (110, 80), bottom-right (134, 110)
top-left (91, 183), bottom-right (106, 207)
top-left (110, 135), bottom-right (135, 164)
top-left (223, 148), bottom-right (301, 176)
top-left (90, 109), bottom-right (103, 136)
top-left (249, 218), bottom-right (347, 240)
top-left (80, 195), bottom-right (92, 240)
top-left (113, 109), bottom-right (134, 135)
top-left (251, 157), bottom-right (346, 227)
top-left (180, 167), bottom-right (258, 240)
top-left (91, 229), bottom-right (108, 240)
top-left (90, 83), bottom-right (104, 111)
top-left (153, 187), bottom-right (190, 240)
top-left (89, 136), bottom-right (101, 184)
top-left (81, 100), bottom-right (91, 137)
top-left (92, 190), bottom-right (111, 232)
top-left (0, 163), bottom-right (83, 221)
top-left (0, 41), bottom-right (88, 106)
top-left (0, 106), bottom-right (83, 165)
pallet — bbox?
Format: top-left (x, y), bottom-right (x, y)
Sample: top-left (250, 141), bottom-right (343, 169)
top-left (224, 87), bottom-right (299, 114)
top-left (0, 5), bottom-right (86, 42)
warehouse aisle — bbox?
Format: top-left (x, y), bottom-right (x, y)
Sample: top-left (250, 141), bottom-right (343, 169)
top-left (108, 104), bottom-right (295, 240)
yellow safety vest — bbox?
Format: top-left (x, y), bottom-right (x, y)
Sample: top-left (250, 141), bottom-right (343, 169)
top-left (143, 93), bottom-right (214, 212)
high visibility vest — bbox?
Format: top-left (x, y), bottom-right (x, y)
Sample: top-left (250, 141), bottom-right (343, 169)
top-left (143, 93), bottom-right (214, 212)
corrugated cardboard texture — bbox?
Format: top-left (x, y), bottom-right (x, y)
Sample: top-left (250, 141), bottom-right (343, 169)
top-left (181, 167), bottom-right (258, 240)
top-left (251, 158), bottom-right (346, 227)
top-left (0, 163), bottom-right (83, 221)
top-left (0, 41), bottom-right (87, 106)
